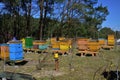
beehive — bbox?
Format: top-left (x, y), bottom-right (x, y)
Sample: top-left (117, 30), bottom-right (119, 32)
top-left (33, 40), bottom-right (45, 49)
top-left (98, 39), bottom-right (106, 46)
top-left (33, 40), bottom-right (48, 50)
top-left (20, 38), bottom-right (25, 48)
top-left (33, 40), bottom-right (45, 45)
top-left (0, 44), bottom-right (9, 60)
top-left (107, 35), bottom-right (115, 46)
top-left (59, 40), bottom-right (70, 51)
top-left (67, 38), bottom-right (73, 45)
top-left (50, 37), bottom-right (57, 44)
top-left (25, 37), bottom-right (33, 48)
top-left (76, 38), bottom-right (89, 51)
top-left (88, 40), bottom-right (100, 52)
top-left (8, 40), bottom-right (24, 61)
top-left (67, 38), bottom-right (72, 48)
top-left (59, 37), bottom-right (65, 41)
top-left (51, 41), bottom-right (60, 49)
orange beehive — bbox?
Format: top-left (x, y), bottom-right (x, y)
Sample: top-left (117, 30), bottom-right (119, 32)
top-left (98, 39), bottom-right (106, 46)
top-left (51, 41), bottom-right (60, 49)
top-left (50, 37), bottom-right (57, 44)
top-left (88, 40), bottom-right (100, 52)
top-left (0, 44), bottom-right (9, 59)
top-left (33, 40), bottom-right (46, 45)
top-left (76, 38), bottom-right (89, 51)
top-left (67, 38), bottom-right (73, 48)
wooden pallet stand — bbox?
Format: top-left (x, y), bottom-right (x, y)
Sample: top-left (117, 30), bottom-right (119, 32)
top-left (102, 45), bottom-right (114, 50)
top-left (52, 50), bottom-right (69, 55)
top-left (23, 48), bottom-right (48, 53)
top-left (78, 50), bottom-right (98, 56)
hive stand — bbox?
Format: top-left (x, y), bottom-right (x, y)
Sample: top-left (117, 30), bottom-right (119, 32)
top-left (78, 50), bottom-right (98, 56)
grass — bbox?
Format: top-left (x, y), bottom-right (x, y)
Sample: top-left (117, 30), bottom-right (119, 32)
top-left (0, 46), bottom-right (120, 80)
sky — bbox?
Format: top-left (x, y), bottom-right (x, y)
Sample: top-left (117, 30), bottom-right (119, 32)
top-left (98, 0), bottom-right (120, 31)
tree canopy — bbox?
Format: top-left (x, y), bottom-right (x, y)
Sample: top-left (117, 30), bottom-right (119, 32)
top-left (0, 0), bottom-right (112, 43)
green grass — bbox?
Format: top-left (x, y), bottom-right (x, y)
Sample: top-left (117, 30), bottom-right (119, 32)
top-left (0, 46), bottom-right (120, 80)
top-left (37, 46), bottom-right (120, 80)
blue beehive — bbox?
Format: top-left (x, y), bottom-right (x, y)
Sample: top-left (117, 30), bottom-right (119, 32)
top-left (8, 40), bottom-right (24, 61)
top-left (39, 44), bottom-right (48, 50)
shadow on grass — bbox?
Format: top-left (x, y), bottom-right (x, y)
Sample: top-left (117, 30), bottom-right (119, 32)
top-left (101, 70), bottom-right (120, 80)
top-left (102, 48), bottom-right (110, 50)
top-left (76, 53), bottom-right (92, 57)
top-left (76, 53), bottom-right (83, 56)
top-left (6, 60), bottom-right (28, 66)
top-left (0, 71), bottom-right (36, 80)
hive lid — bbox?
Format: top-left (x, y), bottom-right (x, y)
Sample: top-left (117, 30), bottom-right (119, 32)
top-left (0, 43), bottom-right (9, 46)
top-left (7, 40), bottom-right (22, 44)
top-left (7, 37), bottom-right (22, 44)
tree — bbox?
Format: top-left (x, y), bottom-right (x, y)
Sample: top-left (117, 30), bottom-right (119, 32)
top-left (0, 0), bottom-right (38, 39)
top-left (99, 27), bottom-right (115, 39)
top-left (37, 0), bottom-right (54, 40)
top-left (53, 0), bottom-right (109, 38)
top-left (0, 0), bottom-right (109, 42)
top-left (115, 31), bottom-right (120, 39)
top-left (0, 14), bottom-right (14, 43)
top-left (21, 0), bottom-right (32, 36)
top-left (1, 0), bottom-right (22, 39)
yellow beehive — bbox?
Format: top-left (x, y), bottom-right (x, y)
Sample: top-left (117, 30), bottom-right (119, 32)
top-left (59, 40), bottom-right (70, 51)
top-left (67, 38), bottom-right (72, 48)
top-left (20, 38), bottom-right (25, 48)
top-left (88, 40), bottom-right (100, 52)
top-left (107, 35), bottom-right (115, 46)
top-left (59, 37), bottom-right (65, 41)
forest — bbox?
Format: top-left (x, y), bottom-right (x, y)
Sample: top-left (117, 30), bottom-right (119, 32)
top-left (0, 0), bottom-right (119, 43)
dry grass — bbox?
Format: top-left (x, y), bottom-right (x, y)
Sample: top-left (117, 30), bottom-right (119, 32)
top-left (0, 46), bottom-right (120, 80)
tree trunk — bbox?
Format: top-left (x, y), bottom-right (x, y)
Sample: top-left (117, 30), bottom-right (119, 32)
top-left (43, 1), bottom-right (48, 39)
top-left (26, 0), bottom-right (32, 36)
top-left (13, 14), bottom-right (17, 38)
top-left (39, 0), bottom-right (44, 40)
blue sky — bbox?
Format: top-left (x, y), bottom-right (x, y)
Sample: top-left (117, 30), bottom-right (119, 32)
top-left (98, 0), bottom-right (120, 31)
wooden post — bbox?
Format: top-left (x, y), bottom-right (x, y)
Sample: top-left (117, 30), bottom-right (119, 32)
top-left (55, 58), bottom-right (59, 71)
top-left (54, 52), bottom-right (59, 71)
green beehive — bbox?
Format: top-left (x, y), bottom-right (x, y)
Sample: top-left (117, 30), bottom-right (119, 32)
top-left (25, 37), bottom-right (33, 48)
